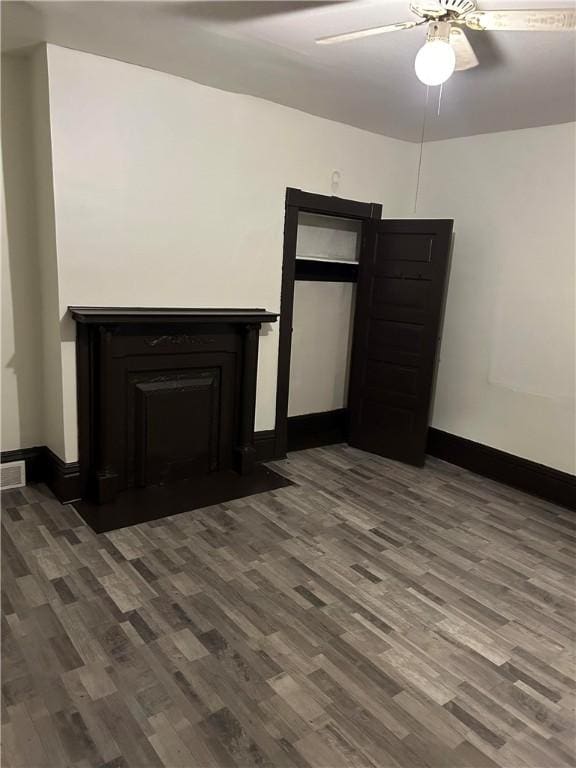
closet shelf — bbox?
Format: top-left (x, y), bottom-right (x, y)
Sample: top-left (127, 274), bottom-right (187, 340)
top-left (296, 256), bottom-right (359, 265)
top-left (295, 257), bottom-right (358, 283)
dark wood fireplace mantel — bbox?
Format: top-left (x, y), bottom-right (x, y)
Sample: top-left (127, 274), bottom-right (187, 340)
top-left (69, 307), bottom-right (279, 324)
top-left (71, 307), bottom-right (278, 517)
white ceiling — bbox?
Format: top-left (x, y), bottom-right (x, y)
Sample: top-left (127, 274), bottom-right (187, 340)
top-left (2, 0), bottom-right (575, 141)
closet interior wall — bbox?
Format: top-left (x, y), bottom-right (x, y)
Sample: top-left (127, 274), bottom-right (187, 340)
top-left (288, 213), bottom-right (361, 419)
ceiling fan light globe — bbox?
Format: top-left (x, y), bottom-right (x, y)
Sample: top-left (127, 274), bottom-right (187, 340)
top-left (414, 40), bottom-right (456, 86)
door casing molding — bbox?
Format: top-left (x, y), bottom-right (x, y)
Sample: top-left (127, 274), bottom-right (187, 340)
top-left (274, 188), bottom-right (382, 459)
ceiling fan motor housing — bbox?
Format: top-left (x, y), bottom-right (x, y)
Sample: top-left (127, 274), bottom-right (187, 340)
top-left (411, 0), bottom-right (477, 20)
top-left (439, 0), bottom-right (477, 15)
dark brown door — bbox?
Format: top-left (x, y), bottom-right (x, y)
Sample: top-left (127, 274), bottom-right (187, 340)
top-left (348, 219), bottom-right (453, 466)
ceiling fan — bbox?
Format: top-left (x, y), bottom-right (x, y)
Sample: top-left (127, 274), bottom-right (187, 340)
top-left (315, 1), bottom-right (576, 86)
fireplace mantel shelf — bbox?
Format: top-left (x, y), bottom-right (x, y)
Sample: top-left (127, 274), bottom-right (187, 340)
top-left (69, 307), bottom-right (279, 325)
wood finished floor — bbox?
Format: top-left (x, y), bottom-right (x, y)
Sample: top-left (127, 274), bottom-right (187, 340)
top-left (2, 445), bottom-right (575, 768)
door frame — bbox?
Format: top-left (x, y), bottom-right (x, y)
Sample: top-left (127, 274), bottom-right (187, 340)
top-left (274, 188), bottom-right (382, 458)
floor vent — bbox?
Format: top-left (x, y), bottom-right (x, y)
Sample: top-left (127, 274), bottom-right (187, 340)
top-left (1, 460), bottom-right (26, 490)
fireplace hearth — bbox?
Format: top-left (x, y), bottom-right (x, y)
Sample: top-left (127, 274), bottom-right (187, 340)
top-left (69, 307), bottom-right (288, 531)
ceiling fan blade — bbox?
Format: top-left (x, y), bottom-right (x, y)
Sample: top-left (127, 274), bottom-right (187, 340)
top-left (465, 8), bottom-right (576, 31)
top-left (450, 27), bottom-right (479, 70)
top-left (316, 19), bottom-right (425, 45)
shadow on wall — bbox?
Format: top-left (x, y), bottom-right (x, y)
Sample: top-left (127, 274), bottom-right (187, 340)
top-left (427, 230), bottom-right (455, 427)
top-left (1, 54), bottom-right (44, 450)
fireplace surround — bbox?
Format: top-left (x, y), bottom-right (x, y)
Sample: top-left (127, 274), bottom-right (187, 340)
top-left (70, 307), bottom-right (284, 529)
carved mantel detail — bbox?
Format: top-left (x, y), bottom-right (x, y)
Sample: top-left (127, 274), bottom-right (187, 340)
top-left (145, 334), bottom-right (216, 347)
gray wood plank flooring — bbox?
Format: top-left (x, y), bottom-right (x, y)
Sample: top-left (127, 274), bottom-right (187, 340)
top-left (2, 445), bottom-right (575, 767)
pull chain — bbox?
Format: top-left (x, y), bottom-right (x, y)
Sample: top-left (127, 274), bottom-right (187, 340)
top-left (413, 83), bottom-right (445, 214)
top-left (413, 85), bottom-right (430, 214)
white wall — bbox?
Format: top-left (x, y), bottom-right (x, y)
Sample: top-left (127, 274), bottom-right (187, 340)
top-left (30, 46), bottom-right (70, 461)
top-left (289, 282), bottom-right (355, 417)
top-left (1, 51), bottom-right (67, 458)
top-left (3, 43), bottom-right (574, 478)
top-left (43, 44), bottom-right (417, 461)
top-left (1, 55), bottom-right (43, 452)
top-left (417, 123), bottom-right (575, 474)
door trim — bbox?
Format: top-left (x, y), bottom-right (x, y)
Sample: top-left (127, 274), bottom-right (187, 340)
top-left (274, 188), bottom-right (382, 458)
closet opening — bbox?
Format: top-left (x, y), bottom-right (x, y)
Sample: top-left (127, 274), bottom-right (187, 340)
top-left (275, 188), bottom-right (453, 467)
top-left (289, 213), bottom-right (359, 451)
top-left (274, 189), bottom-right (382, 458)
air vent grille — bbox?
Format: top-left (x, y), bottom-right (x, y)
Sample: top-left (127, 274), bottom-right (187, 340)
top-left (1, 460), bottom-right (26, 490)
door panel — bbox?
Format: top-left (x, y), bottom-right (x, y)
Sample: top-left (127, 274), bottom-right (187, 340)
top-left (364, 360), bottom-right (419, 398)
top-left (376, 232), bottom-right (435, 262)
top-left (348, 219), bottom-right (453, 466)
